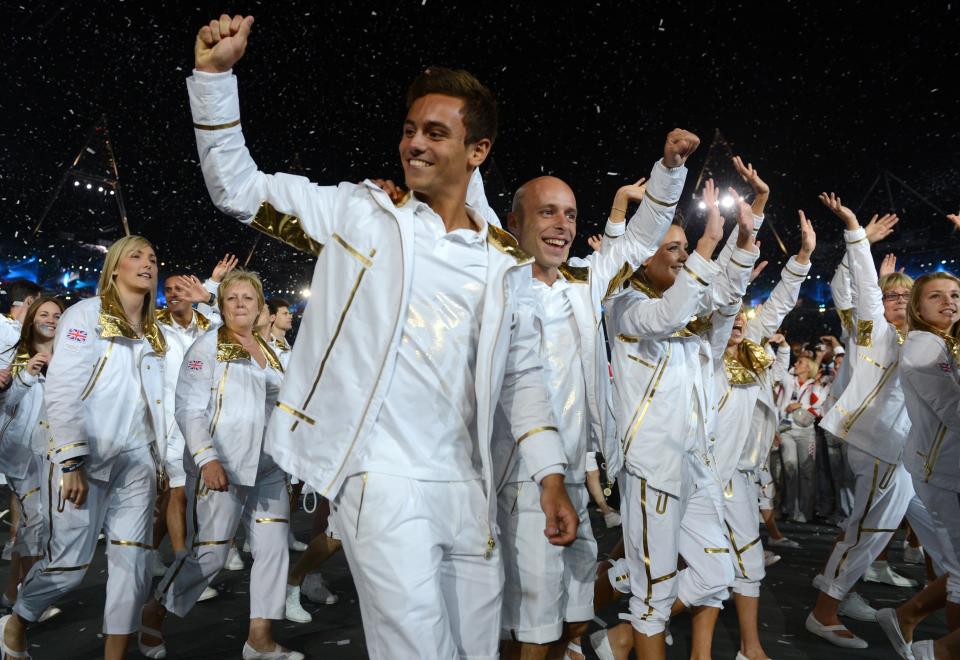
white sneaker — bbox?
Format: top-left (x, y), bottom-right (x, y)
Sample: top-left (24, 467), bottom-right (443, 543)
top-left (864, 561), bottom-right (919, 588)
top-left (911, 640), bottom-right (935, 660)
top-left (149, 550), bottom-right (168, 578)
top-left (763, 550), bottom-right (781, 567)
top-left (603, 510), bottom-right (622, 528)
top-left (225, 546), bottom-right (245, 571)
top-left (838, 591), bottom-right (877, 622)
top-left (767, 536), bottom-right (801, 549)
top-left (197, 586), bottom-right (218, 602)
top-left (37, 606), bottom-right (61, 623)
top-left (876, 608), bottom-right (914, 659)
top-left (241, 642), bottom-right (304, 659)
top-left (287, 532), bottom-right (308, 552)
top-left (284, 585), bottom-right (312, 623)
top-left (903, 546), bottom-right (925, 565)
top-left (0, 541), bottom-right (12, 562)
top-left (805, 612), bottom-right (868, 648)
top-left (589, 629), bottom-right (615, 660)
top-left (301, 573), bottom-right (338, 605)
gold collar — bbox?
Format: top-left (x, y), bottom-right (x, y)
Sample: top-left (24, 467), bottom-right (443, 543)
top-left (558, 263), bottom-right (589, 284)
top-left (272, 335), bottom-right (291, 351)
top-left (724, 338), bottom-right (775, 385)
top-left (8, 345), bottom-right (31, 378)
top-left (488, 225), bottom-right (534, 265)
top-left (99, 289), bottom-right (166, 356)
top-left (156, 307), bottom-right (211, 332)
top-left (926, 328), bottom-right (960, 362)
top-left (216, 326), bottom-right (284, 372)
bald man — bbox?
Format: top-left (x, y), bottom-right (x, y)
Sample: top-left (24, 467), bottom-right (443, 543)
top-left (469, 129), bottom-right (699, 659)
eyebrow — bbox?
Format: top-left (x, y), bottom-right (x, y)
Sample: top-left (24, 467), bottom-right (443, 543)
top-left (404, 119), bottom-right (452, 133)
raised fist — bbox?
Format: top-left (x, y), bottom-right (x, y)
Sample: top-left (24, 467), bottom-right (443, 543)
top-left (195, 14), bottom-right (255, 73)
top-left (663, 129), bottom-right (701, 168)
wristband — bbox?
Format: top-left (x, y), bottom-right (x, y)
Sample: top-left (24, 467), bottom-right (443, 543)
top-left (61, 459), bottom-right (85, 474)
top-left (207, 292), bottom-right (216, 306)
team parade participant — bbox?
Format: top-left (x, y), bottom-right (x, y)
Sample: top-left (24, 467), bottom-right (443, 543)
top-left (1, 11), bottom-right (959, 660)
top-left (2, 236), bottom-right (167, 660)
top-left (0, 297), bottom-right (65, 623)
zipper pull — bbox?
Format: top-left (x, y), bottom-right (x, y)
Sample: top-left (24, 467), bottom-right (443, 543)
top-left (484, 536), bottom-right (496, 560)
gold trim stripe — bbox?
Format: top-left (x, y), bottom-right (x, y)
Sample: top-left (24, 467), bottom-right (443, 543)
top-left (704, 547), bottom-right (730, 554)
top-left (924, 424), bottom-right (948, 482)
top-left (622, 347), bottom-right (671, 457)
top-left (644, 190), bottom-right (678, 208)
top-left (858, 352), bottom-right (888, 370)
top-left (846, 236), bottom-right (868, 245)
top-left (784, 264), bottom-right (806, 278)
top-left (209, 363), bottom-right (229, 436)
top-left (729, 257), bottom-right (751, 269)
top-left (110, 539), bottom-right (152, 549)
top-left (839, 359), bottom-right (898, 436)
top-left (628, 354), bottom-right (656, 369)
top-left (834, 459), bottom-right (887, 578)
top-left (192, 445), bottom-right (214, 458)
top-left (276, 402), bottom-right (315, 426)
top-left (80, 341), bottom-right (114, 400)
top-left (683, 264), bottom-right (709, 287)
top-left (53, 441), bottom-right (88, 455)
top-left (617, 334), bottom-right (640, 343)
top-left (193, 119), bottom-right (241, 131)
top-left (254, 517), bottom-right (289, 524)
top-left (516, 426), bottom-right (558, 444)
top-left (333, 233), bottom-right (374, 268)
top-left (650, 570), bottom-right (677, 585)
top-left (193, 539), bottom-right (232, 547)
top-left (295, 251), bottom-right (375, 432)
top-left (42, 563), bottom-right (91, 573)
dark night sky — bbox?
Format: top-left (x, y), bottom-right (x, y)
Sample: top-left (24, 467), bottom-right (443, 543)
top-left (1, 1), bottom-right (958, 340)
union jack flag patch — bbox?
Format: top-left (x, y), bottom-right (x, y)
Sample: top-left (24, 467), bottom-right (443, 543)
top-left (188, 360), bottom-right (204, 371)
top-left (66, 328), bottom-right (87, 343)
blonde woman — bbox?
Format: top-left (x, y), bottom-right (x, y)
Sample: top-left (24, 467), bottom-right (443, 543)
top-left (140, 270), bottom-right (301, 660)
top-left (1, 236), bottom-right (168, 660)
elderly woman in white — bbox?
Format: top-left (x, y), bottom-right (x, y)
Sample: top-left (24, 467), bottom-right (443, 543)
top-left (140, 269), bottom-right (301, 660)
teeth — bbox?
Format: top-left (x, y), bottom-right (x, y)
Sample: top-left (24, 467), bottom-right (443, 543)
top-left (544, 238), bottom-right (566, 247)
top-left (408, 159), bottom-right (432, 168)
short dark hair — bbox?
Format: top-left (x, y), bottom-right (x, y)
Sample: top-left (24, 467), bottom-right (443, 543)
top-left (406, 66), bottom-right (498, 145)
top-left (6, 280), bottom-right (42, 304)
top-left (268, 298), bottom-right (291, 315)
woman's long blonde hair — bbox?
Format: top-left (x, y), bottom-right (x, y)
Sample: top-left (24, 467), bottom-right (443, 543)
top-left (908, 271), bottom-right (960, 340)
top-left (96, 235), bottom-right (158, 325)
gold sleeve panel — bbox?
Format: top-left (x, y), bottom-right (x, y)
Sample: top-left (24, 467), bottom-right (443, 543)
top-left (251, 202), bottom-right (323, 257)
top-left (856, 319), bottom-right (874, 347)
top-left (837, 308), bottom-right (854, 333)
top-left (515, 426), bottom-right (559, 444)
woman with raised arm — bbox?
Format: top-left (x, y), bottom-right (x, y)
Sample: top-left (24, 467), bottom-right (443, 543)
top-left (140, 269), bottom-right (301, 660)
top-left (1, 236), bottom-right (168, 660)
top-left (0, 297), bottom-right (65, 622)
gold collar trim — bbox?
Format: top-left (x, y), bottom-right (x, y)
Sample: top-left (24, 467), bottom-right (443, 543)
top-left (487, 225), bottom-right (534, 265)
top-left (272, 336), bottom-right (291, 351)
top-left (8, 346), bottom-right (31, 378)
top-left (216, 326), bottom-right (284, 373)
top-left (156, 308), bottom-right (211, 332)
top-left (724, 339), bottom-right (774, 385)
top-left (99, 289), bottom-right (166, 356)
top-left (559, 263), bottom-right (589, 284)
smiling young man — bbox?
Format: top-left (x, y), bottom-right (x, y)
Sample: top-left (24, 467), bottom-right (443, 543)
top-left (178, 14), bottom-right (577, 659)
top-left (467, 131), bottom-right (699, 659)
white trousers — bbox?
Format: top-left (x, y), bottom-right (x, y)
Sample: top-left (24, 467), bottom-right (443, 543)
top-left (911, 477), bottom-right (960, 604)
top-left (334, 473), bottom-right (502, 660)
top-left (620, 474), bottom-right (682, 636)
top-left (778, 424), bottom-right (817, 519)
top-left (6, 454), bottom-right (46, 558)
top-left (15, 446), bottom-right (156, 634)
top-left (156, 463), bottom-right (289, 619)
top-left (722, 470), bottom-right (765, 597)
top-left (813, 445), bottom-right (912, 600)
top-left (498, 481), bottom-right (596, 643)
top-left (678, 468), bottom-right (734, 610)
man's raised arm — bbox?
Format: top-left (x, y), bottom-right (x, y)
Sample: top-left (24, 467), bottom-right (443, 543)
top-left (188, 14), bottom-right (341, 250)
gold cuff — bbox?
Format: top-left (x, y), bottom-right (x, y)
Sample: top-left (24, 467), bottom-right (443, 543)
top-left (193, 119), bottom-right (241, 131)
top-left (516, 426), bottom-right (559, 444)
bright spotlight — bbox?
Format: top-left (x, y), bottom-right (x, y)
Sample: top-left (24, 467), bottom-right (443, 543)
top-left (74, 180), bottom-right (80, 186)
top-left (98, 186), bottom-right (104, 192)
top-left (720, 195), bottom-right (734, 209)
top-left (85, 183), bottom-right (92, 190)
top-left (109, 190), bottom-right (115, 195)
top-left (300, 288), bottom-right (311, 298)
top-left (697, 201), bottom-right (707, 210)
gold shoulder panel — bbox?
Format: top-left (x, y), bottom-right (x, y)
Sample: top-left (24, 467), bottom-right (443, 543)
top-left (216, 325), bottom-right (251, 363)
top-left (603, 262), bottom-right (634, 301)
top-left (251, 202), bottom-right (324, 257)
top-left (487, 225), bottom-right (534, 265)
top-left (99, 289), bottom-right (166, 356)
top-left (837, 308), bottom-right (854, 334)
top-left (194, 310), bottom-right (211, 332)
top-left (855, 319), bottom-right (874, 347)
top-left (156, 308), bottom-right (172, 326)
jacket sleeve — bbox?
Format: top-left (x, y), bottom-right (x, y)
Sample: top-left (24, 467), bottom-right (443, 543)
top-left (771, 344), bottom-right (791, 385)
top-left (2, 370), bottom-right (37, 409)
top-left (845, 226), bottom-right (890, 346)
top-left (44, 304), bottom-right (99, 463)
top-left (708, 303), bottom-right (741, 366)
top-left (175, 337), bottom-right (220, 470)
top-left (747, 256), bottom-right (810, 343)
top-left (187, 70), bottom-right (345, 246)
top-left (830, 254), bottom-right (856, 339)
top-left (711, 244), bottom-right (760, 310)
top-left (589, 160), bottom-right (687, 302)
top-left (615, 251), bottom-right (719, 338)
top-left (498, 302), bottom-right (567, 482)
top-left (197, 279), bottom-right (223, 328)
top-left (902, 334), bottom-right (960, 433)
top-left (716, 213), bottom-right (764, 270)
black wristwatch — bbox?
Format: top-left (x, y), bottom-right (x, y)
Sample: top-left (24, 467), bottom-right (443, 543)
top-left (206, 292), bottom-right (216, 306)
